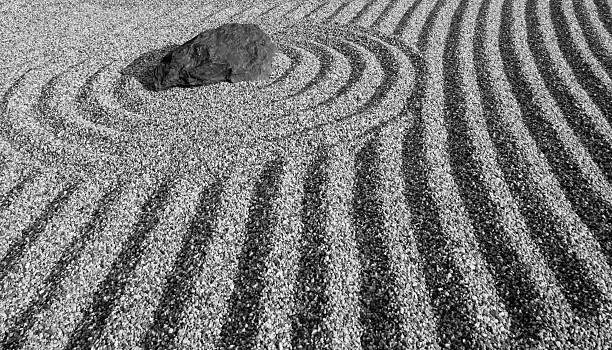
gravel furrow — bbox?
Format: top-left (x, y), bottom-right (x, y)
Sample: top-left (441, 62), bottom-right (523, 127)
top-left (0, 180), bottom-right (102, 342)
top-left (447, 0), bottom-right (577, 346)
top-left (18, 175), bottom-right (153, 349)
top-left (412, 0), bottom-right (513, 347)
top-left (528, 0), bottom-right (612, 183)
top-left (173, 152), bottom-right (263, 349)
top-left (328, 0), bottom-right (372, 25)
top-left (216, 158), bottom-right (286, 350)
top-left (393, 0), bottom-right (431, 43)
top-left (377, 112), bottom-right (440, 349)
top-left (253, 144), bottom-right (311, 350)
top-left (3, 0), bottom-right (612, 347)
top-left (478, 0), bottom-right (612, 332)
top-left (350, 0), bottom-right (388, 28)
top-left (551, 0), bottom-right (612, 128)
top-left (592, 0), bottom-right (612, 36)
top-left (0, 171), bottom-right (63, 269)
top-left (499, 0), bottom-right (612, 311)
top-left (322, 142), bottom-right (362, 350)
top-left (373, 0), bottom-right (418, 35)
top-left (93, 175), bottom-right (213, 350)
top-left (571, 0), bottom-right (612, 78)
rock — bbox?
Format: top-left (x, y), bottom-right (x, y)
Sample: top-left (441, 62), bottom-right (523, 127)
top-left (152, 23), bottom-right (276, 91)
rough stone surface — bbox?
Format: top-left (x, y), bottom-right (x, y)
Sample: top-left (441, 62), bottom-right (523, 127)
top-left (152, 23), bottom-right (276, 91)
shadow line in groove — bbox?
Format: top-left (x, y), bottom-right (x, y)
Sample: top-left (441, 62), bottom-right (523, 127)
top-left (0, 182), bottom-right (124, 350)
top-left (142, 181), bottom-right (223, 350)
top-left (348, 0), bottom-right (377, 25)
top-left (372, 0), bottom-right (401, 28)
top-left (314, 37), bottom-right (366, 109)
top-left (0, 171), bottom-right (37, 213)
top-left (0, 68), bottom-right (40, 152)
top-left (400, 102), bottom-right (479, 350)
top-left (415, 0), bottom-right (446, 51)
top-left (549, 0), bottom-right (612, 128)
top-left (305, 0), bottom-right (330, 19)
top-left (63, 176), bottom-right (175, 350)
top-left (280, 41), bottom-right (334, 103)
top-left (592, 0), bottom-right (612, 36)
top-left (326, 0), bottom-right (352, 22)
top-left (393, 0), bottom-right (426, 37)
top-left (216, 159), bottom-right (284, 350)
top-left (354, 137), bottom-right (408, 349)
top-left (263, 44), bottom-right (302, 88)
top-left (291, 145), bottom-right (332, 350)
top-left (0, 180), bottom-right (80, 286)
top-left (497, 0), bottom-right (607, 318)
top-left (571, 0), bottom-right (612, 79)
top-left (525, 0), bottom-right (612, 183)
top-left (446, 0), bottom-right (548, 342)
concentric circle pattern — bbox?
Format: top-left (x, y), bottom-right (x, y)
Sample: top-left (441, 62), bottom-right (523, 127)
top-left (1, 22), bottom-right (414, 182)
top-left (1, 0), bottom-right (612, 349)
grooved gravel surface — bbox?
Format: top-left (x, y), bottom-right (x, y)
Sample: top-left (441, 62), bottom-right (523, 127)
top-left (1, 0), bottom-right (612, 349)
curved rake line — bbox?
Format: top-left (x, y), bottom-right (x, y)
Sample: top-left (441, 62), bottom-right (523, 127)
top-left (1, 62), bottom-right (117, 176)
top-left (0, 180), bottom-right (124, 350)
top-left (354, 135), bottom-right (414, 349)
top-left (263, 25), bottom-right (415, 154)
top-left (375, 111), bottom-right (440, 349)
top-left (348, 0), bottom-right (379, 26)
top-left (415, 0), bottom-right (516, 348)
top-left (250, 145), bottom-right (313, 349)
top-left (171, 154), bottom-right (264, 349)
top-left (373, 0), bottom-right (402, 28)
top-left (551, 0), bottom-right (612, 127)
top-left (39, 60), bottom-right (129, 159)
top-left (263, 41), bottom-right (329, 103)
top-left (290, 145), bottom-right (333, 350)
top-left (571, 0), bottom-right (612, 78)
top-left (92, 175), bottom-right (216, 349)
top-left (499, 0), bottom-right (612, 319)
top-left (63, 175), bottom-right (175, 350)
top-left (216, 159), bottom-right (285, 350)
top-left (479, 1), bottom-right (611, 345)
top-left (447, 0), bottom-right (576, 344)
top-left (303, 0), bottom-right (332, 20)
top-left (324, 0), bottom-right (353, 23)
top-left (526, 0), bottom-right (612, 183)
top-left (17, 176), bottom-right (153, 349)
top-left (0, 179), bottom-right (81, 287)
top-left (262, 43), bottom-right (303, 88)
top-left (592, 0), bottom-right (612, 36)
top-left (279, 40), bottom-right (337, 103)
top-left (263, 32), bottom-right (391, 144)
top-left (141, 180), bottom-right (222, 350)
top-left (392, 0), bottom-right (426, 38)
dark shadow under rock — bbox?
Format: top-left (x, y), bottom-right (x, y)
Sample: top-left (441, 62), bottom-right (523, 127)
top-left (119, 44), bottom-right (216, 92)
top-left (120, 45), bottom-right (180, 91)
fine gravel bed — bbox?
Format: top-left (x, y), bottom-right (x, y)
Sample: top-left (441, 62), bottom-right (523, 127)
top-left (552, 0), bottom-right (612, 128)
top-left (500, 0), bottom-right (612, 308)
top-left (373, 0), bottom-right (418, 35)
top-left (447, 0), bottom-right (576, 346)
top-left (476, 0), bottom-right (612, 345)
top-left (0, 180), bottom-right (103, 336)
top-left (527, 0), bottom-right (612, 183)
top-left (412, 0), bottom-right (513, 348)
top-left (2, 0), bottom-right (612, 349)
top-left (571, 0), bottom-right (612, 77)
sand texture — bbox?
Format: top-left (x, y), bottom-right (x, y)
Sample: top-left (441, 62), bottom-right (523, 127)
top-left (1, 0), bottom-right (612, 348)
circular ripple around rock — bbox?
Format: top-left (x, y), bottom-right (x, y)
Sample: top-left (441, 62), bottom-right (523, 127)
top-left (0, 23), bottom-right (416, 181)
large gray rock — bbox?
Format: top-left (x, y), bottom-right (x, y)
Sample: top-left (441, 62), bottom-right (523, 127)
top-left (152, 23), bottom-right (276, 91)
